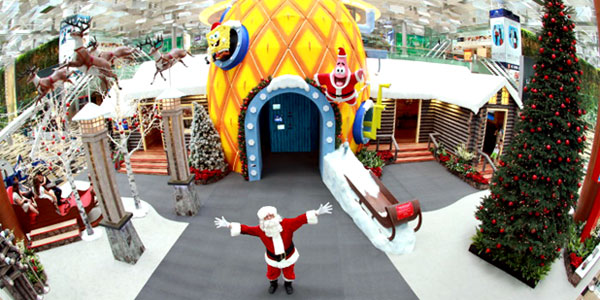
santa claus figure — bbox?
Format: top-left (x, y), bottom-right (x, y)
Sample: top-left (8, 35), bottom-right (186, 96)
top-left (314, 47), bottom-right (364, 105)
top-left (215, 203), bottom-right (333, 295)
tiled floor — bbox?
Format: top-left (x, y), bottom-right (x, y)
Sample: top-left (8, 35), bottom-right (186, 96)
top-left (8, 160), bottom-right (591, 300)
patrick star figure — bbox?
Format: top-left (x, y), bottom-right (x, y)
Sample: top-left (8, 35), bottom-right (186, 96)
top-left (314, 47), bottom-right (364, 105)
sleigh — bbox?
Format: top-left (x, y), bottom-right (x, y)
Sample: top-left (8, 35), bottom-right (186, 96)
top-left (344, 171), bottom-right (422, 241)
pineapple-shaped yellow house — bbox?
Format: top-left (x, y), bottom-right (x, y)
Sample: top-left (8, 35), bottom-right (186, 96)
top-left (206, 0), bottom-right (369, 180)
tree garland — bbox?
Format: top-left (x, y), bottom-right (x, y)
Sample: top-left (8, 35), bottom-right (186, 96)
top-left (238, 76), bottom-right (272, 180)
top-left (237, 76), bottom-right (342, 181)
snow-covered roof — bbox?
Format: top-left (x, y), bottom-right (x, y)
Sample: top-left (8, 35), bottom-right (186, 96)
top-left (121, 55), bottom-right (210, 102)
top-left (156, 88), bottom-right (185, 100)
top-left (266, 75), bottom-right (310, 93)
top-left (73, 103), bottom-right (108, 121)
top-left (101, 88), bottom-right (137, 119)
top-left (366, 58), bottom-right (522, 113)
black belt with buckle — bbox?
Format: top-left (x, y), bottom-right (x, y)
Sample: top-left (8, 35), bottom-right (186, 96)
top-left (266, 243), bottom-right (295, 262)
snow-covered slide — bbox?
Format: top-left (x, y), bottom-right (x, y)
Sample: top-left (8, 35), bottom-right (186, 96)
top-left (322, 143), bottom-right (416, 255)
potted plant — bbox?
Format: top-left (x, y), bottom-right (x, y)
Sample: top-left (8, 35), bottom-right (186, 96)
top-left (357, 149), bottom-right (385, 178)
top-left (17, 240), bottom-right (48, 294)
top-left (564, 222), bottom-right (600, 286)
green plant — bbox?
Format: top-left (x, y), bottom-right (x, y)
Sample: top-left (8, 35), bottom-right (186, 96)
top-left (456, 143), bottom-right (475, 165)
top-left (567, 222), bottom-right (600, 259)
top-left (16, 240), bottom-right (46, 285)
top-left (356, 149), bottom-right (384, 168)
top-left (431, 141), bottom-right (447, 157)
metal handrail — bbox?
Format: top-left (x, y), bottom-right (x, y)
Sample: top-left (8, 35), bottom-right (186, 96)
top-left (375, 134), bottom-right (399, 161)
top-left (427, 132), bottom-right (440, 151)
top-left (477, 149), bottom-right (497, 174)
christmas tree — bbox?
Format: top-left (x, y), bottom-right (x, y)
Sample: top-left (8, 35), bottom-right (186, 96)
top-left (472, 0), bottom-right (587, 283)
top-left (188, 102), bottom-right (229, 183)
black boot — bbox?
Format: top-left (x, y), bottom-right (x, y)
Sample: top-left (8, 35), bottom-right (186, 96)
top-left (268, 280), bottom-right (278, 294)
top-left (284, 281), bottom-right (293, 295)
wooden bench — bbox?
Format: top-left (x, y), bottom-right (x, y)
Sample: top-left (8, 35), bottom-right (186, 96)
top-left (345, 171), bottom-right (422, 241)
top-left (7, 184), bottom-right (97, 234)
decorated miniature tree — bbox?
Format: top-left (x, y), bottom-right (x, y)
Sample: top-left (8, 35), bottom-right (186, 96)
top-left (188, 102), bottom-right (228, 183)
top-left (30, 94), bottom-right (96, 238)
top-left (106, 90), bottom-right (162, 213)
top-left (472, 0), bottom-right (587, 283)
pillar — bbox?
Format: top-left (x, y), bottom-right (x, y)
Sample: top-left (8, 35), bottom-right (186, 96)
top-left (4, 62), bottom-right (17, 122)
top-left (80, 116), bottom-right (145, 264)
top-left (160, 93), bottom-right (201, 216)
top-left (171, 25), bottom-right (177, 50)
top-left (402, 22), bottom-right (408, 57)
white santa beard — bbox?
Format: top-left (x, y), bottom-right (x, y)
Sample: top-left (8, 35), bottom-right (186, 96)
top-left (260, 215), bottom-right (283, 238)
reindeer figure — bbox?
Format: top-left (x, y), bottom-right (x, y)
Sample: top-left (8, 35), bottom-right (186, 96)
top-left (22, 66), bottom-right (74, 104)
top-left (61, 18), bottom-right (121, 91)
top-left (88, 36), bottom-right (139, 66)
top-left (138, 35), bottom-right (194, 85)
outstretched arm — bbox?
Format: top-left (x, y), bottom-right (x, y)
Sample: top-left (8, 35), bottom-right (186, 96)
top-left (214, 216), bottom-right (261, 237)
top-left (287, 202), bottom-right (334, 232)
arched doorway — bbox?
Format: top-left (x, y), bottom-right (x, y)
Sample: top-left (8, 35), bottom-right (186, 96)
top-left (244, 85), bottom-right (335, 181)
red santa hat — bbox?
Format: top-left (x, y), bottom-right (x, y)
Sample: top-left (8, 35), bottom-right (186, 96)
top-left (338, 47), bottom-right (346, 58)
top-left (211, 22), bottom-right (221, 31)
top-left (257, 206), bottom-right (277, 220)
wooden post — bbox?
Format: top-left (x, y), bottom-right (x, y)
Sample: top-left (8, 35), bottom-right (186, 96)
top-left (0, 173), bottom-right (25, 241)
top-left (573, 0), bottom-right (600, 240)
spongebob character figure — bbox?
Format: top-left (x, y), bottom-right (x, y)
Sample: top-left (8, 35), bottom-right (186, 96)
top-left (206, 21), bottom-right (241, 64)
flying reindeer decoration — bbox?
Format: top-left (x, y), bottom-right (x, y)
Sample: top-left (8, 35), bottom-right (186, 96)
top-left (87, 36), bottom-right (139, 66)
top-left (60, 18), bottom-right (121, 91)
top-left (21, 66), bottom-right (74, 104)
top-left (137, 35), bottom-right (194, 85)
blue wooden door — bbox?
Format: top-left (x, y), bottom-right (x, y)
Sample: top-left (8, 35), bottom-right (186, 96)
top-left (268, 93), bottom-right (318, 152)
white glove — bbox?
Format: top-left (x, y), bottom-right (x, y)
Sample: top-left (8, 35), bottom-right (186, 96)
top-left (316, 202), bottom-right (333, 215)
top-left (214, 216), bottom-right (231, 229)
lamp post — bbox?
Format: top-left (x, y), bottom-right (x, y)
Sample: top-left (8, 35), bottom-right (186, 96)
top-left (157, 89), bottom-right (201, 216)
top-left (75, 104), bottom-right (145, 264)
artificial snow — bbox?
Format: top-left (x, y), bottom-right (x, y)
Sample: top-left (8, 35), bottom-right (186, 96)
top-left (72, 103), bottom-right (108, 121)
top-left (266, 74), bottom-right (310, 93)
top-left (366, 58), bottom-right (522, 113)
top-left (322, 143), bottom-right (416, 254)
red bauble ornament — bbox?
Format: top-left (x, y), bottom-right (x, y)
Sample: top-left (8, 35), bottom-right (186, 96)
top-left (558, 179), bottom-right (563, 185)
top-left (532, 174), bottom-right (538, 180)
top-left (500, 228), bottom-right (505, 233)
top-left (531, 104), bottom-right (536, 109)
top-left (546, 145), bottom-right (551, 150)
top-left (555, 111), bottom-right (560, 116)
top-left (551, 54), bottom-right (556, 59)
top-left (492, 219), bottom-right (497, 224)
top-left (563, 26), bottom-right (568, 31)
top-left (496, 243), bottom-right (502, 249)
top-left (539, 48), bottom-right (544, 54)
top-left (486, 248), bottom-right (491, 253)
top-left (551, 18), bottom-right (556, 22)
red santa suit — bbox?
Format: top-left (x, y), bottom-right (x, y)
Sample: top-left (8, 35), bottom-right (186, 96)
top-left (314, 71), bottom-right (364, 105)
top-left (230, 210), bottom-right (319, 281)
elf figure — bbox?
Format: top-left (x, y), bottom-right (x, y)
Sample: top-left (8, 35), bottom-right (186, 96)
top-left (314, 47), bottom-right (364, 105)
top-left (215, 203), bottom-right (333, 295)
